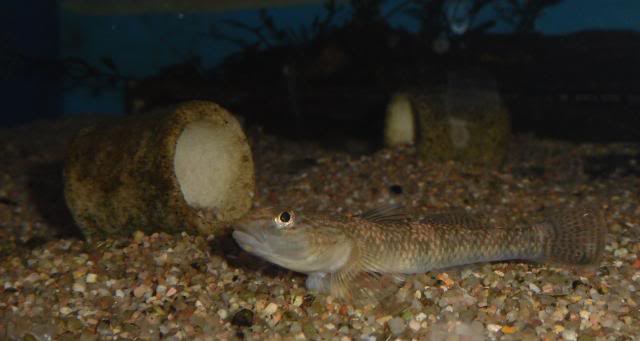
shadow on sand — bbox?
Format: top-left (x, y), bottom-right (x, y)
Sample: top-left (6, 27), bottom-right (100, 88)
top-left (26, 161), bottom-right (84, 245)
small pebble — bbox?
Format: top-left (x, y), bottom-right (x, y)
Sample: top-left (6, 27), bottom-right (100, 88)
top-left (263, 302), bottom-right (278, 315)
top-left (166, 276), bottom-right (179, 286)
top-left (388, 317), bottom-right (406, 335)
top-left (409, 319), bottom-right (421, 331)
top-left (59, 306), bottom-right (72, 316)
top-left (290, 322), bottom-right (302, 333)
top-left (292, 295), bottom-right (304, 307)
top-left (614, 248), bottom-right (628, 258)
top-left (133, 284), bottom-right (150, 298)
top-left (73, 282), bottom-right (86, 293)
top-left (553, 324), bottom-right (565, 334)
top-left (528, 283), bottom-right (541, 294)
top-left (133, 230), bottom-right (145, 243)
top-left (562, 329), bottom-right (577, 341)
top-left (232, 309), bottom-right (254, 327)
top-left (86, 273), bottom-right (98, 283)
top-left (155, 284), bottom-right (167, 296)
top-left (487, 324), bottom-right (502, 333)
top-left (217, 309), bottom-right (228, 319)
top-left (376, 315), bottom-right (393, 325)
top-left (23, 273), bottom-right (40, 283)
top-left (501, 325), bottom-right (518, 334)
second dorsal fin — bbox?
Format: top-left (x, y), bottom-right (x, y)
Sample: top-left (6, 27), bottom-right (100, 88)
top-left (420, 211), bottom-right (490, 229)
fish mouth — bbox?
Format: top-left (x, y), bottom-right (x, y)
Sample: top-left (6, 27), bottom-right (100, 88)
top-left (232, 229), bottom-right (271, 256)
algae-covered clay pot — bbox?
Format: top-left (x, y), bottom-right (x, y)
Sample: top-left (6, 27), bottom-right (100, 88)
top-left (64, 100), bottom-right (255, 240)
top-left (384, 70), bottom-right (510, 167)
top-left (411, 88), bottom-right (510, 166)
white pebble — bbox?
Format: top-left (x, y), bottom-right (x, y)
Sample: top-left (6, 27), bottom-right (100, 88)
top-left (415, 312), bottom-right (427, 322)
top-left (528, 283), bottom-right (541, 294)
top-left (115, 289), bottom-right (125, 298)
top-left (487, 324), bottom-right (502, 333)
top-left (614, 248), bottom-right (628, 258)
top-left (409, 319), bottom-right (421, 331)
top-left (292, 295), bottom-right (303, 307)
top-left (86, 273), bottom-right (98, 283)
top-left (579, 310), bottom-right (590, 320)
top-left (217, 309), bottom-right (228, 319)
top-left (59, 306), bottom-right (72, 316)
top-left (263, 302), bottom-right (278, 315)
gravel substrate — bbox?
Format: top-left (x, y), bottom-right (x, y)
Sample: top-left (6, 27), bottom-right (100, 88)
top-left (1, 118), bottom-right (639, 340)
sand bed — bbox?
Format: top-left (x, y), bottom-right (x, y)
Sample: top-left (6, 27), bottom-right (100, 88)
top-left (0, 117), bottom-right (639, 340)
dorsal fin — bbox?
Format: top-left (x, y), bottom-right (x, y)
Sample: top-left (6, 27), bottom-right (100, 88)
top-left (358, 205), bottom-right (408, 224)
top-left (420, 211), bottom-right (490, 229)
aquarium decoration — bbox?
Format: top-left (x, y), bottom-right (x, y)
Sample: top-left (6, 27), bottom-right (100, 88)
top-left (383, 92), bottom-right (416, 147)
top-left (385, 69), bottom-right (510, 166)
top-left (63, 101), bottom-right (254, 240)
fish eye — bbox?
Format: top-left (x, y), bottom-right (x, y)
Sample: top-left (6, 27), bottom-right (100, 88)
top-left (274, 210), bottom-right (295, 229)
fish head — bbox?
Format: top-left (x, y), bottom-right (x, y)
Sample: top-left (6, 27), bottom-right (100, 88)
top-left (232, 208), bottom-right (352, 274)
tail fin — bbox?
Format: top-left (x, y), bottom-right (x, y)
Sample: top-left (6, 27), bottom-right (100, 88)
top-left (542, 208), bottom-right (606, 264)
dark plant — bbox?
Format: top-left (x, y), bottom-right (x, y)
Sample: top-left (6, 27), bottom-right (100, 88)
top-left (495, 0), bottom-right (563, 34)
top-left (350, 0), bottom-right (385, 25)
top-left (404, 0), bottom-right (497, 41)
top-left (208, 0), bottom-right (342, 49)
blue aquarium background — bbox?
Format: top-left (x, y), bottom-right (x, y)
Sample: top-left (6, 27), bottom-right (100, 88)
top-left (1, 0), bottom-right (640, 141)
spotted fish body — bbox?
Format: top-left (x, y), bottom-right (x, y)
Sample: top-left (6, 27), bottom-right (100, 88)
top-left (351, 218), bottom-right (546, 274)
top-left (232, 206), bottom-right (605, 299)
